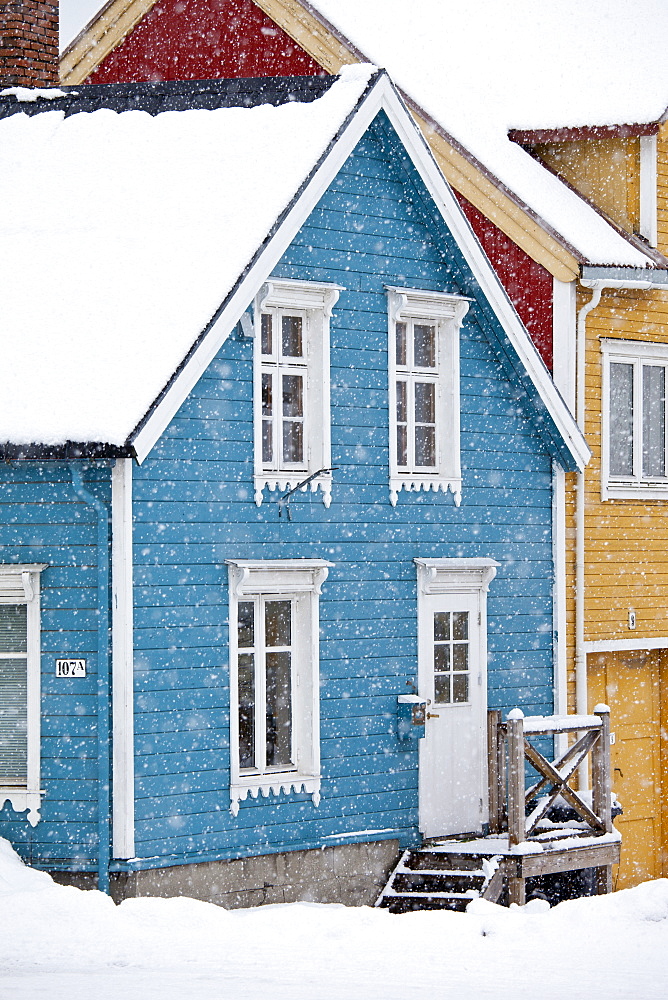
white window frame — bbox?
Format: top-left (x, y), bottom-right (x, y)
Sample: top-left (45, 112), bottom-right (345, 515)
top-left (601, 338), bottom-right (668, 500)
top-left (387, 287), bottom-right (469, 506)
top-left (253, 278), bottom-right (342, 508)
top-left (226, 559), bottom-right (332, 816)
top-left (0, 564), bottom-right (46, 826)
top-left (640, 135), bottom-right (658, 248)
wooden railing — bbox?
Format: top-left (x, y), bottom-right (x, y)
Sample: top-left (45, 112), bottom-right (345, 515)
top-left (488, 706), bottom-right (612, 847)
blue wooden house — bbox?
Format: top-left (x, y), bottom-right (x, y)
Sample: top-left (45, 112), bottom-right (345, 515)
top-left (0, 69), bottom-right (587, 905)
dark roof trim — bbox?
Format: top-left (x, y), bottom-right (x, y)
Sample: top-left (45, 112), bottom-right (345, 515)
top-left (0, 75), bottom-right (334, 119)
top-left (0, 442), bottom-right (134, 461)
top-left (509, 122), bottom-right (660, 144)
top-left (127, 67), bottom-right (384, 449)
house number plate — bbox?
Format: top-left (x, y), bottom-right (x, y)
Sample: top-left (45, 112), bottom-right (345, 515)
top-left (56, 659), bottom-right (86, 678)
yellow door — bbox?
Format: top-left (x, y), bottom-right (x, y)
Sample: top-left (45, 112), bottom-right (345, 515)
top-left (588, 650), bottom-right (666, 888)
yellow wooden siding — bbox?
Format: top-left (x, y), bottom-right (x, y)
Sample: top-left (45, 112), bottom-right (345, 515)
top-left (588, 649), bottom-right (667, 887)
top-left (657, 122), bottom-right (668, 256)
top-left (564, 288), bottom-right (668, 718)
top-left (533, 138), bottom-right (640, 235)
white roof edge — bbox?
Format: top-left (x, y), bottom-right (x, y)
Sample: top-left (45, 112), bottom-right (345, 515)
top-left (131, 72), bottom-right (588, 472)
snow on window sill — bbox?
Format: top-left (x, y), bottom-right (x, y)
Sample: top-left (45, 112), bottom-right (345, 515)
top-left (390, 476), bottom-right (462, 507)
top-left (230, 773), bottom-right (321, 816)
top-left (603, 480), bottom-right (668, 501)
top-left (0, 787), bottom-right (42, 826)
top-left (254, 474), bottom-right (332, 508)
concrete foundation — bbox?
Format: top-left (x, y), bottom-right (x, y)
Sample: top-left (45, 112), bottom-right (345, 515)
top-left (106, 839), bottom-right (400, 908)
top-left (101, 839), bottom-right (399, 908)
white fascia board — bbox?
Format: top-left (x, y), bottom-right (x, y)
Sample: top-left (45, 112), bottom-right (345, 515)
top-left (131, 72), bottom-right (588, 471)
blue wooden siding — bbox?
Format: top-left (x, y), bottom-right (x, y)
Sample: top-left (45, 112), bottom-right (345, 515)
top-left (0, 111), bottom-right (557, 871)
top-left (128, 113), bottom-right (555, 868)
top-left (0, 463), bottom-right (111, 869)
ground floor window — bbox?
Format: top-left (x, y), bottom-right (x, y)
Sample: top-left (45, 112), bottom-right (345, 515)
top-left (226, 559), bottom-right (331, 815)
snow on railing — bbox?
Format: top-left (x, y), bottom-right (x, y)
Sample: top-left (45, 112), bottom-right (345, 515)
top-left (488, 706), bottom-right (612, 847)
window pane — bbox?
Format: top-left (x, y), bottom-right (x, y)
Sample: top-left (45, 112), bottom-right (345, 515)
top-left (237, 602), bottom-right (255, 648)
top-left (452, 644), bottom-right (468, 672)
top-left (261, 313), bottom-right (272, 356)
top-left (609, 362), bottom-right (634, 476)
top-left (643, 365), bottom-right (665, 477)
top-left (265, 601), bottom-right (291, 648)
top-left (262, 419), bottom-right (273, 464)
top-left (262, 373), bottom-right (273, 416)
top-left (434, 611), bottom-right (450, 641)
top-left (0, 656), bottom-right (27, 781)
top-left (0, 605), bottom-right (27, 654)
top-left (415, 426), bottom-right (436, 467)
top-left (414, 382), bottom-right (435, 424)
top-left (396, 380), bottom-right (407, 423)
top-left (283, 422), bottom-right (304, 464)
top-left (452, 673), bottom-right (469, 703)
top-left (434, 674), bottom-right (450, 704)
top-left (452, 611), bottom-right (468, 641)
top-left (397, 425), bottom-right (408, 467)
top-left (434, 643), bottom-right (450, 672)
top-left (266, 651), bottom-right (292, 767)
top-left (238, 653), bottom-right (255, 769)
top-left (414, 324), bottom-right (436, 368)
top-left (282, 375), bottom-right (304, 418)
top-left (282, 315), bottom-right (303, 358)
top-left (396, 380), bottom-right (408, 467)
top-left (396, 322), bottom-right (407, 366)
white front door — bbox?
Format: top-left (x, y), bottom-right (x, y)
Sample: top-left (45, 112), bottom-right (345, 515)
top-left (418, 589), bottom-right (488, 838)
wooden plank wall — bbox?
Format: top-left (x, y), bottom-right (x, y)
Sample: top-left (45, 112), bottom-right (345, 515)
top-left (0, 463), bottom-right (111, 869)
top-left (130, 116), bottom-right (558, 866)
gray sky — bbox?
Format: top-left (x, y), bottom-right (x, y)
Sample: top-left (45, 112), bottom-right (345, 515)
top-left (60, 0), bottom-right (106, 51)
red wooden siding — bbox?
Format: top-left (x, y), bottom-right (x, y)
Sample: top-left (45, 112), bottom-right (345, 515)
top-left (86, 0), bottom-right (324, 84)
top-left (456, 194), bottom-right (553, 370)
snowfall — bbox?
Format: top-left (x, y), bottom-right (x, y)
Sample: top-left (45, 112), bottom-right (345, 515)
top-left (1, 838), bottom-right (667, 1000)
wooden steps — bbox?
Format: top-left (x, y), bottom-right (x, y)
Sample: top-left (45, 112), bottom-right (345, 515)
top-left (376, 847), bottom-right (504, 913)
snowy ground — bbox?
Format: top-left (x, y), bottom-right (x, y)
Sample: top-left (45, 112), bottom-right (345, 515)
top-left (1, 838), bottom-right (667, 1000)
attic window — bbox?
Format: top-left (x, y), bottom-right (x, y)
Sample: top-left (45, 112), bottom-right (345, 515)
top-left (253, 279), bottom-right (342, 507)
top-left (387, 287), bottom-right (470, 506)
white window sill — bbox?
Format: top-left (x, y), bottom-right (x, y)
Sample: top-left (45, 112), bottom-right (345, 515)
top-left (0, 787), bottom-right (42, 826)
top-left (390, 476), bottom-right (462, 507)
top-left (254, 473), bottom-right (332, 508)
top-left (230, 773), bottom-right (321, 816)
top-left (603, 481), bottom-right (668, 501)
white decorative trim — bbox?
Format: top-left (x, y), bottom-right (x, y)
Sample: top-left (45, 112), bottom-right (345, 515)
top-left (640, 136), bottom-right (658, 248)
top-left (227, 560), bottom-right (332, 815)
top-left (253, 278), bottom-right (340, 507)
top-left (130, 73), bottom-right (587, 474)
top-left (584, 636), bottom-right (668, 654)
top-left (601, 338), bottom-right (668, 500)
top-left (111, 458), bottom-right (135, 859)
top-left (414, 557), bottom-right (499, 595)
top-left (230, 775), bottom-right (321, 817)
top-left (0, 564), bottom-right (47, 826)
top-left (387, 287), bottom-right (467, 506)
top-left (0, 789), bottom-right (42, 827)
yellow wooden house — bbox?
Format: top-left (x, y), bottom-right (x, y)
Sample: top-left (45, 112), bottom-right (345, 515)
top-left (60, 0), bottom-right (668, 890)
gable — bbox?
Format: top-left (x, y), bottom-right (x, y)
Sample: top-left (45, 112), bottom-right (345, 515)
top-left (84, 0), bottom-right (323, 85)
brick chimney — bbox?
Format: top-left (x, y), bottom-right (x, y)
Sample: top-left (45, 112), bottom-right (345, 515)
top-left (0, 2), bottom-right (59, 88)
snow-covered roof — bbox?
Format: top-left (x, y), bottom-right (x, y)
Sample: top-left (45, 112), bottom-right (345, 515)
top-left (0, 67), bottom-right (373, 448)
top-left (310, 0), bottom-right (668, 267)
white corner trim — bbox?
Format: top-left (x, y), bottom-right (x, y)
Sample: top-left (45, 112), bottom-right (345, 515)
top-left (414, 557), bottom-right (499, 595)
top-left (129, 73), bottom-right (587, 473)
top-left (0, 563), bottom-right (47, 827)
top-left (552, 278), bottom-right (576, 414)
top-left (584, 636), bottom-right (668, 654)
top-left (111, 458), bottom-right (135, 859)
top-left (230, 774), bottom-right (321, 817)
top-left (552, 464), bottom-right (567, 725)
top-left (640, 135), bottom-right (658, 248)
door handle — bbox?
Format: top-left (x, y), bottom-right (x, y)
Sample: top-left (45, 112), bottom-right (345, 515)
top-left (614, 767), bottom-right (623, 777)
top-left (427, 713), bottom-right (441, 720)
